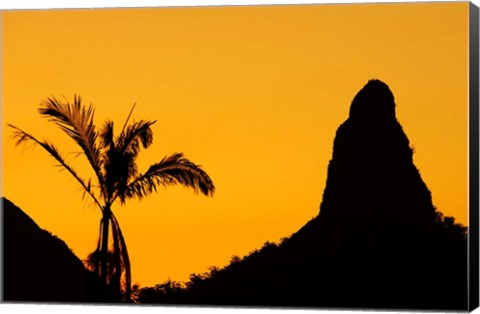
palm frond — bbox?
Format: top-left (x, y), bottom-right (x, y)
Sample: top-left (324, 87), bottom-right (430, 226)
top-left (111, 213), bottom-right (132, 300)
top-left (110, 215), bottom-right (123, 293)
top-left (8, 124), bottom-right (103, 210)
top-left (99, 120), bottom-right (115, 149)
top-left (99, 120), bottom-right (116, 200)
top-left (118, 152), bottom-right (215, 203)
top-left (117, 120), bottom-right (156, 157)
top-left (119, 103), bottom-right (136, 136)
top-left (38, 95), bottom-right (104, 187)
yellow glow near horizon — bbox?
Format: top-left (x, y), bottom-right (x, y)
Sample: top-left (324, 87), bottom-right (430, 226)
top-left (1, 2), bottom-right (470, 287)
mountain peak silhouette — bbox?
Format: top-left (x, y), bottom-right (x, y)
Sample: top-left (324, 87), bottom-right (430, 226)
top-left (319, 79), bottom-right (436, 235)
top-left (349, 79), bottom-right (396, 121)
top-left (99, 80), bottom-right (469, 310)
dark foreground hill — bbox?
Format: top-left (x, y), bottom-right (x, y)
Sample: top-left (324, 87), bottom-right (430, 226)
top-left (135, 80), bottom-right (469, 310)
top-left (2, 197), bottom-right (113, 303)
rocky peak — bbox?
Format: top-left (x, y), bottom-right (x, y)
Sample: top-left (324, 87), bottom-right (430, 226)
top-left (319, 79), bottom-right (436, 234)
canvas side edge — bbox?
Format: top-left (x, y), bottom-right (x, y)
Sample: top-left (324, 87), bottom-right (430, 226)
top-left (469, 1), bottom-right (480, 312)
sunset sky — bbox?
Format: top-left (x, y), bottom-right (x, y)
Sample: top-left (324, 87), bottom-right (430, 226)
top-left (1, 2), bottom-right (471, 288)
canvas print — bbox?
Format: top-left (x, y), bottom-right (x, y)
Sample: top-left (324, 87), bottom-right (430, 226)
top-left (1, 1), bottom-right (479, 311)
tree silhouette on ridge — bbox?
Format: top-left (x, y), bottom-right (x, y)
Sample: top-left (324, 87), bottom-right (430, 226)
top-left (8, 96), bottom-right (215, 301)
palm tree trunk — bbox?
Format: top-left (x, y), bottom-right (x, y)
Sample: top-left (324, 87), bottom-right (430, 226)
top-left (100, 206), bottom-right (111, 286)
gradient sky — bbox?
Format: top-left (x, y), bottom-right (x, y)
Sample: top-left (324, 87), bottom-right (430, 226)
top-left (1, 2), bottom-right (470, 287)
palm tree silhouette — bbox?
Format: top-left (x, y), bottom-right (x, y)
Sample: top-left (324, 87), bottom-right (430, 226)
top-left (8, 95), bottom-right (215, 301)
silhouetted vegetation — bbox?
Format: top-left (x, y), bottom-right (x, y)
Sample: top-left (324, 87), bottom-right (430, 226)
top-left (134, 80), bottom-right (468, 310)
top-left (8, 96), bottom-right (215, 301)
top-left (136, 211), bottom-right (466, 308)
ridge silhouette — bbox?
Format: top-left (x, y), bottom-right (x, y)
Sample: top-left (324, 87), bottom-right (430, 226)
top-left (2, 197), bottom-right (117, 302)
top-left (135, 80), bottom-right (468, 310)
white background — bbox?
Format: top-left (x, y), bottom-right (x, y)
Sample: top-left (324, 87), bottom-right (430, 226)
top-left (1, 0), bottom-right (479, 314)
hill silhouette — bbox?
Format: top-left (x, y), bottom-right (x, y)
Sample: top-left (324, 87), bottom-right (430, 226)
top-left (135, 80), bottom-right (469, 310)
top-left (2, 197), bottom-right (116, 303)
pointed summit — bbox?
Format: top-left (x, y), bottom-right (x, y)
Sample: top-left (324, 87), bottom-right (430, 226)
top-left (349, 79), bottom-right (396, 121)
top-left (319, 79), bottom-right (436, 234)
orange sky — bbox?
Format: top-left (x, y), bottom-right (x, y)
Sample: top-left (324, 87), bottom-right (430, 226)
top-left (1, 2), bottom-right (470, 287)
